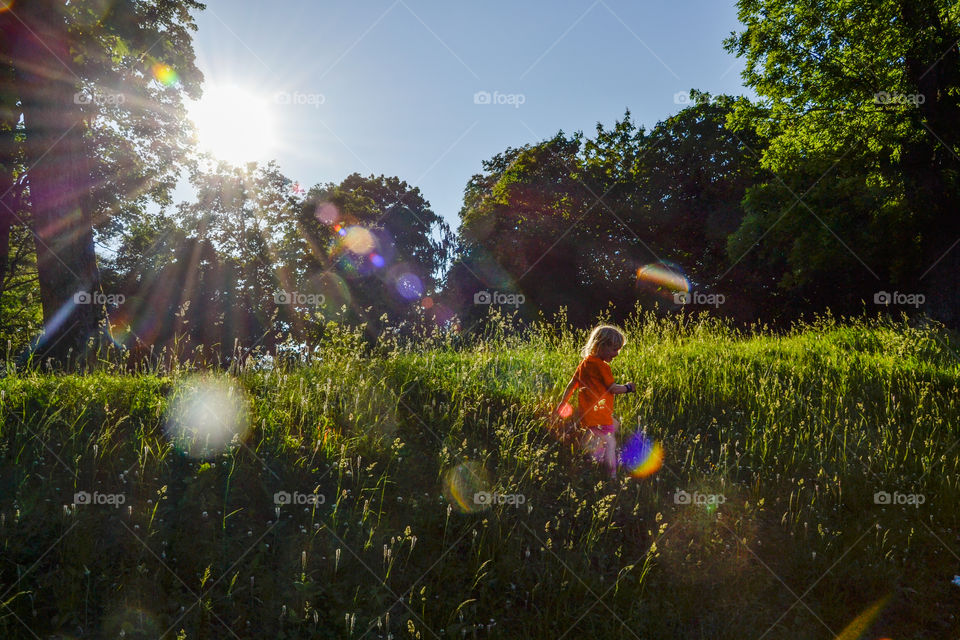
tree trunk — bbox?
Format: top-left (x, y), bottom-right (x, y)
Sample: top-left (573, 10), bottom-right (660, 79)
top-left (8, 0), bottom-right (105, 366)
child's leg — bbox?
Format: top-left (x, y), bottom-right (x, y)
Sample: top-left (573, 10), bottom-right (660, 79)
top-left (586, 424), bottom-right (618, 478)
top-left (605, 417), bottom-right (620, 477)
top-left (601, 431), bottom-right (617, 477)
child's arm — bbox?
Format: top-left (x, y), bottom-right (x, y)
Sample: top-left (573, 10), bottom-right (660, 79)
top-left (608, 381), bottom-right (636, 395)
top-left (555, 377), bottom-right (579, 413)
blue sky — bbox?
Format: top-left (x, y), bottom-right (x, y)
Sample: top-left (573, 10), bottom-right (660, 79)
top-left (185, 0), bottom-right (754, 228)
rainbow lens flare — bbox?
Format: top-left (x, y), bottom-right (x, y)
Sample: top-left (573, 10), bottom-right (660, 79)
top-left (151, 63), bottom-right (179, 86)
top-left (833, 594), bottom-right (890, 640)
top-left (442, 461), bottom-right (491, 514)
top-left (620, 431), bottom-right (664, 478)
top-left (636, 262), bottom-right (689, 297)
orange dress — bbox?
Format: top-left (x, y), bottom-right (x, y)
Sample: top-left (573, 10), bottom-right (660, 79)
top-left (574, 355), bottom-right (615, 428)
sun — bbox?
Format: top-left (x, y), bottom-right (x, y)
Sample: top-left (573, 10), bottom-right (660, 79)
top-left (187, 84), bottom-right (278, 164)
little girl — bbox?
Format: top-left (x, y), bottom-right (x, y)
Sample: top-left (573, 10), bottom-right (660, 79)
top-left (555, 325), bottom-right (635, 478)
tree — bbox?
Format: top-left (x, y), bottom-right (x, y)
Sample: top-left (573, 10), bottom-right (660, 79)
top-left (1, 0), bottom-right (204, 365)
top-left (450, 101), bottom-right (764, 327)
top-left (285, 173), bottom-right (454, 337)
top-left (725, 0), bottom-right (960, 325)
top-left (453, 132), bottom-right (595, 325)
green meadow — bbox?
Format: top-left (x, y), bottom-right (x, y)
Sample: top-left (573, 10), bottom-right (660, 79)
top-left (1, 313), bottom-right (958, 639)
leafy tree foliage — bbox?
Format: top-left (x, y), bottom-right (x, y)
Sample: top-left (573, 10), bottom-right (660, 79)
top-left (105, 164), bottom-right (454, 360)
top-left (449, 99), bottom-right (764, 326)
top-left (1, 0), bottom-right (204, 364)
top-left (725, 0), bottom-right (960, 323)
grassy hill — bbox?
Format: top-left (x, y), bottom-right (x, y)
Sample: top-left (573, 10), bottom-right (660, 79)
top-left (1, 314), bottom-right (958, 639)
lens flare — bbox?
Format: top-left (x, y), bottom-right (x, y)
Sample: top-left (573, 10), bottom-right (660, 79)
top-left (442, 461), bottom-right (492, 514)
top-left (343, 226), bottom-right (375, 254)
top-left (557, 402), bottom-right (574, 419)
top-left (107, 311), bottom-right (133, 349)
top-left (833, 594), bottom-right (891, 640)
top-left (620, 431), bottom-right (664, 479)
top-left (74, 0), bottom-right (112, 26)
top-left (370, 253), bottom-right (385, 268)
top-left (306, 272), bottom-right (351, 315)
top-left (164, 376), bottom-right (250, 458)
top-left (395, 273), bottom-right (423, 301)
top-left (103, 607), bottom-right (160, 639)
top-left (316, 202), bottom-right (339, 225)
top-left (428, 302), bottom-right (455, 327)
top-left (151, 63), bottom-right (179, 86)
top-left (636, 262), bottom-right (689, 296)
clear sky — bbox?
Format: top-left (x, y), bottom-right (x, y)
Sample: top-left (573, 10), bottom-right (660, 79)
top-left (184, 0), bottom-right (753, 228)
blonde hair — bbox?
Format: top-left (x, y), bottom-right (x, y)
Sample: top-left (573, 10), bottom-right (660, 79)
top-left (581, 325), bottom-right (626, 359)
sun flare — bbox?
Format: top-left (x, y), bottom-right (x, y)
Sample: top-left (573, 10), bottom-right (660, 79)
top-left (187, 84), bottom-right (277, 164)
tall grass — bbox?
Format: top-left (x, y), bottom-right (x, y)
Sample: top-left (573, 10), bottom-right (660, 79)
top-left (0, 312), bottom-right (957, 639)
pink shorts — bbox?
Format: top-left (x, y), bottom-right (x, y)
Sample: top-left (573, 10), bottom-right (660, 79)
top-left (588, 424), bottom-right (616, 436)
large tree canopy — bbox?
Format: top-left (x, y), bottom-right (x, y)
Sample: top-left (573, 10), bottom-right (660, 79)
top-left (449, 99), bottom-right (764, 326)
top-left (1, 0), bottom-right (203, 365)
top-left (725, 0), bottom-right (960, 323)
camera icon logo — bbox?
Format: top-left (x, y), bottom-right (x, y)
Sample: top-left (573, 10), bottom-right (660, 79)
top-left (673, 291), bottom-right (691, 304)
top-left (473, 491), bottom-right (492, 505)
top-left (874, 291), bottom-right (891, 305)
top-left (274, 290), bottom-right (292, 304)
top-left (74, 291), bottom-right (92, 304)
top-left (474, 290), bottom-right (492, 304)
top-left (74, 491), bottom-right (92, 505)
top-left (273, 491), bottom-right (292, 505)
top-left (874, 491), bottom-right (891, 504)
top-left (474, 91), bottom-right (492, 105)
top-left (674, 489), bottom-right (691, 504)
